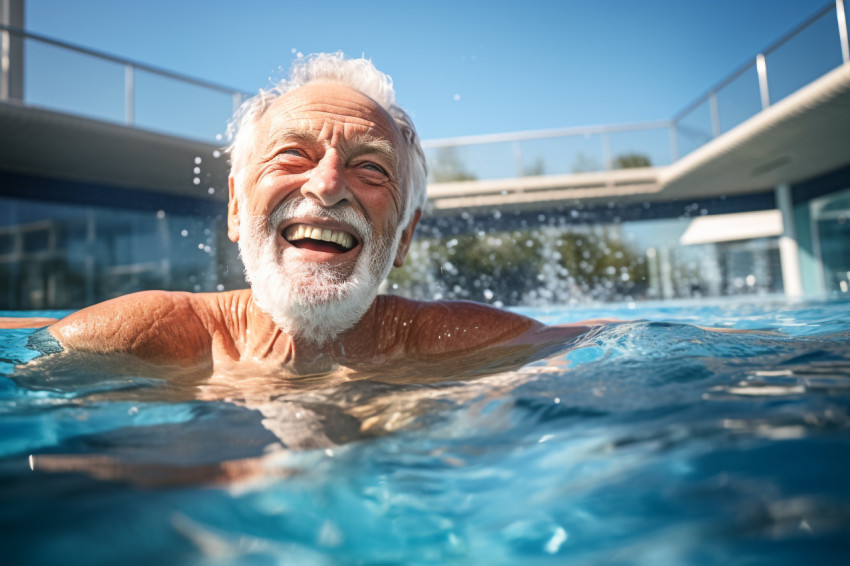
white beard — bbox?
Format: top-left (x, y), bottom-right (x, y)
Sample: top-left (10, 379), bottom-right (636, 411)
top-left (237, 198), bottom-right (398, 346)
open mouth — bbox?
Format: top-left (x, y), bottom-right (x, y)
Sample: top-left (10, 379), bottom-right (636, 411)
top-left (283, 223), bottom-right (358, 254)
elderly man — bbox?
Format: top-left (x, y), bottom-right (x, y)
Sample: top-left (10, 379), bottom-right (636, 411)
top-left (4, 53), bottom-right (599, 383)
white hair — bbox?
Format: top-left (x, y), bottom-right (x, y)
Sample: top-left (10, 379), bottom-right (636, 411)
top-left (226, 52), bottom-right (427, 228)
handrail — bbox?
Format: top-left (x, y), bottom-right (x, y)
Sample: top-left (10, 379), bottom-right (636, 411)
top-left (2, 2), bottom-right (845, 167)
top-left (0, 23), bottom-right (251, 97)
top-left (421, 120), bottom-right (672, 148)
top-left (672, 2), bottom-right (836, 121)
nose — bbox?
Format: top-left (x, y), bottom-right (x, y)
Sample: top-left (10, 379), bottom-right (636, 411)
top-left (301, 150), bottom-right (352, 208)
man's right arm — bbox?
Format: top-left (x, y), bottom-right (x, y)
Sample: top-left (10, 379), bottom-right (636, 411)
top-left (45, 290), bottom-right (213, 367)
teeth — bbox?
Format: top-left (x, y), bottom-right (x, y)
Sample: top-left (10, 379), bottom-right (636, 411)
top-left (284, 224), bottom-right (356, 249)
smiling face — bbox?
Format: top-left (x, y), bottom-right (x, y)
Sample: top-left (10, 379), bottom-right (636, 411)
top-left (228, 82), bottom-right (419, 344)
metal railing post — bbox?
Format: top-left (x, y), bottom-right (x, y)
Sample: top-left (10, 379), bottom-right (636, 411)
top-left (602, 131), bottom-right (612, 170)
top-left (756, 53), bottom-right (771, 109)
top-left (0, 26), bottom-right (8, 100)
top-left (709, 91), bottom-right (721, 138)
top-left (124, 64), bottom-right (134, 126)
top-left (669, 121), bottom-right (679, 162)
top-left (511, 141), bottom-right (525, 177)
top-left (838, 0), bottom-right (850, 63)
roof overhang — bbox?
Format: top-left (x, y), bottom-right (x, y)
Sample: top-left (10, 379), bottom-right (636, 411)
top-left (660, 62), bottom-right (850, 198)
top-left (426, 63), bottom-right (850, 214)
top-left (0, 100), bottom-right (229, 202)
top-left (679, 209), bottom-right (783, 245)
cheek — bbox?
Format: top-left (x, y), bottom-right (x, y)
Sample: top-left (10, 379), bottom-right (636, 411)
top-left (360, 191), bottom-right (403, 236)
top-left (250, 171), bottom-right (303, 215)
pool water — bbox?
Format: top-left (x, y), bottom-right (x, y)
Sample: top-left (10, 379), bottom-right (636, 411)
top-left (1, 298), bottom-right (849, 565)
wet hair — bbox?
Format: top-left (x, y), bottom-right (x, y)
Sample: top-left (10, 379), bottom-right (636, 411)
top-left (226, 52), bottom-right (427, 228)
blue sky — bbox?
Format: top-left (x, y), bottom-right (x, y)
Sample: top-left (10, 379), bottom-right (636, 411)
top-left (25, 0), bottom-right (832, 140)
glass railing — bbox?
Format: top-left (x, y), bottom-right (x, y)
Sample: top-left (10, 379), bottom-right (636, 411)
top-left (422, 122), bottom-right (675, 183)
top-left (673, 1), bottom-right (847, 158)
top-left (426, 1), bottom-right (849, 180)
top-left (0, 24), bottom-right (249, 143)
top-left (2, 1), bottom-right (848, 164)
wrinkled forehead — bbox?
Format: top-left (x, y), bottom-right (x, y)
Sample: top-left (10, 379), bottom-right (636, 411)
top-left (255, 82), bottom-right (402, 150)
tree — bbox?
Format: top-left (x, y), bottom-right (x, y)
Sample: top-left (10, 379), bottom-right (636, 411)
top-left (430, 147), bottom-right (477, 183)
top-left (611, 153), bottom-right (652, 169)
top-left (571, 152), bottom-right (602, 173)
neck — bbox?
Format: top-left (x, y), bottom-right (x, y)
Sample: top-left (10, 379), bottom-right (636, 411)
top-left (242, 292), bottom-right (384, 378)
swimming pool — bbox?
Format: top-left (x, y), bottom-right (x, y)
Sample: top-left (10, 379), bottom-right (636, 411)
top-left (1, 298), bottom-right (849, 565)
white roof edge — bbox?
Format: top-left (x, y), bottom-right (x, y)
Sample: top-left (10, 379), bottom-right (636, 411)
top-left (680, 209), bottom-right (783, 245)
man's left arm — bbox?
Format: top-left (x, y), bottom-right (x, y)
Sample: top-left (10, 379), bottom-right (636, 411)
top-left (0, 317), bottom-right (59, 329)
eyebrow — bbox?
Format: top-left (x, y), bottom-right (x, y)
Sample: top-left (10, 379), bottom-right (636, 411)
top-left (265, 129), bottom-right (399, 170)
top-left (346, 134), bottom-right (399, 170)
top-left (266, 128), bottom-right (319, 148)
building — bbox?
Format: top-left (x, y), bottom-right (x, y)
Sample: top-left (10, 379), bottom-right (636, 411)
top-left (1, 0), bottom-right (849, 309)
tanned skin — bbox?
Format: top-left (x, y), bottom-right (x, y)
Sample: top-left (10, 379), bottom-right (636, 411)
top-left (1, 82), bottom-right (601, 386)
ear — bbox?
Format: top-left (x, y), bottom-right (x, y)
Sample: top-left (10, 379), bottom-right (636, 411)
top-left (227, 176), bottom-right (240, 242)
top-left (393, 209), bottom-right (421, 267)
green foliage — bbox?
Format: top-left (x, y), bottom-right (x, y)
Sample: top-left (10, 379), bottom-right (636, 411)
top-left (522, 157), bottom-right (546, 176)
top-left (571, 152), bottom-right (602, 173)
top-left (611, 153), bottom-right (652, 169)
top-left (388, 224), bottom-right (649, 305)
top-left (430, 147), bottom-right (477, 183)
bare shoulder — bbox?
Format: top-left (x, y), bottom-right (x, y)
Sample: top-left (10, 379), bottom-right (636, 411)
top-left (387, 297), bottom-right (542, 357)
top-left (49, 290), bottom-right (214, 364)
top-left (377, 296), bottom-right (609, 362)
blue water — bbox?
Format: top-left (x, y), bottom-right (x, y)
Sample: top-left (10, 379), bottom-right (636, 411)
top-left (1, 298), bottom-right (849, 565)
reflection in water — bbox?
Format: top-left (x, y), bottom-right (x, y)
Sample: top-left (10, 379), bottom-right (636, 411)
top-left (2, 303), bottom-right (850, 565)
top-left (10, 327), bottom-right (585, 486)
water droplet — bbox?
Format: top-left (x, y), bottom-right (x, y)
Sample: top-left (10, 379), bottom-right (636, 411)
top-left (216, 284), bottom-right (224, 291)
top-left (181, 229), bottom-right (188, 237)
top-left (194, 157), bottom-right (202, 165)
top-left (208, 187), bottom-right (215, 194)
top-left (212, 150), bottom-right (221, 158)
top-left (453, 94), bottom-right (461, 101)
top-left (193, 167), bottom-right (201, 174)
top-left (193, 177), bottom-right (200, 185)
top-left (156, 210), bottom-right (165, 219)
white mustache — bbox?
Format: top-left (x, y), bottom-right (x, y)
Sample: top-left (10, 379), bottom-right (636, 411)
top-left (267, 198), bottom-right (373, 243)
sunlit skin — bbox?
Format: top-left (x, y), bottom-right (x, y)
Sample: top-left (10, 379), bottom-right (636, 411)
top-left (1, 82), bottom-right (603, 386)
top-left (0, 82), bottom-right (769, 487)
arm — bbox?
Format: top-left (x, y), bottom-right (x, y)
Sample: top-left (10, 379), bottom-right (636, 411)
top-left (406, 300), bottom-right (607, 356)
top-left (393, 300), bottom-right (603, 381)
top-left (46, 290), bottom-right (213, 367)
top-left (0, 317), bottom-right (59, 329)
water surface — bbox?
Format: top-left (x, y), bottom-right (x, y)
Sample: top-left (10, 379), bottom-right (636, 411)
top-left (1, 298), bottom-right (849, 565)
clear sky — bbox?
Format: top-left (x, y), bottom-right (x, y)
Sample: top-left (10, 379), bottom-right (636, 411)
top-left (24, 0), bottom-right (832, 140)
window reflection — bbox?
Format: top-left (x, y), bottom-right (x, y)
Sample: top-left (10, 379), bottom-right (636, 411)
top-left (0, 197), bottom-right (240, 310)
